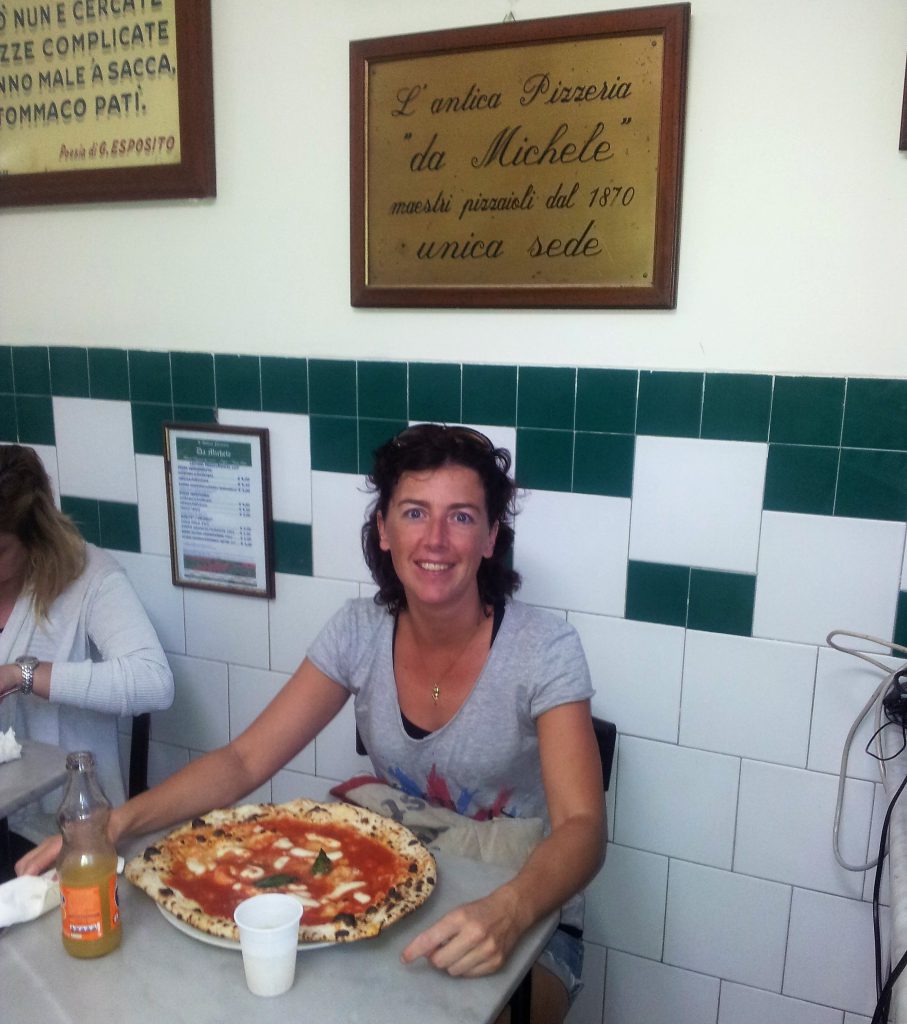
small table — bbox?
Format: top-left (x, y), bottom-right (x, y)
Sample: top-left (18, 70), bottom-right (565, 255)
top-left (0, 740), bottom-right (68, 878)
top-left (6, 845), bottom-right (557, 1024)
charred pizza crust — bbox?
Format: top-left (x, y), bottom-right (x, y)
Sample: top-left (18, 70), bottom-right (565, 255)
top-left (124, 799), bottom-right (436, 943)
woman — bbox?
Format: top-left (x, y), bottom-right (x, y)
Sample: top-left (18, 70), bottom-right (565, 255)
top-left (0, 444), bottom-right (175, 856)
top-left (20, 425), bottom-right (603, 1023)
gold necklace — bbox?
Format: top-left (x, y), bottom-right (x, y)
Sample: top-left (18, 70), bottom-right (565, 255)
top-left (409, 613), bottom-right (486, 704)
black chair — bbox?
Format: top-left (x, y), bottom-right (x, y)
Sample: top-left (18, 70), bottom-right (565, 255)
top-left (508, 716), bottom-right (617, 1024)
top-left (129, 712), bottom-right (151, 798)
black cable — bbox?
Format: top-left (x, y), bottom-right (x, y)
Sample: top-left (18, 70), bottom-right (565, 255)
top-left (871, 769), bottom-right (907, 1022)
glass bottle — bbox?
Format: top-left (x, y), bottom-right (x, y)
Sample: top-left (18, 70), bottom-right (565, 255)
top-left (56, 751), bottom-right (122, 958)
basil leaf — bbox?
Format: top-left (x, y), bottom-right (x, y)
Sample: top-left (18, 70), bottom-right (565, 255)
top-left (311, 848), bottom-right (333, 876)
top-left (253, 873), bottom-right (298, 889)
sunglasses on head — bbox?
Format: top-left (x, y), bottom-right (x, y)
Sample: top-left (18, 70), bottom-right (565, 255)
top-left (391, 424), bottom-right (494, 451)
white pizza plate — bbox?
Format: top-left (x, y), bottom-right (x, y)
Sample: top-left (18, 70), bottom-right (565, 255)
top-left (158, 906), bottom-right (330, 952)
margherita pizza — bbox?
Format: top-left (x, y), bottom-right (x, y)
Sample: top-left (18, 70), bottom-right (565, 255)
top-left (124, 799), bottom-right (436, 943)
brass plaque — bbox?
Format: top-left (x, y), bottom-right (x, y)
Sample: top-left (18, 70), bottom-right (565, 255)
top-left (351, 6), bottom-right (690, 309)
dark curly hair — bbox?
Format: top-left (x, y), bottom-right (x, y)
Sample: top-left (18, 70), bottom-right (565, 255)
top-left (361, 424), bottom-right (520, 614)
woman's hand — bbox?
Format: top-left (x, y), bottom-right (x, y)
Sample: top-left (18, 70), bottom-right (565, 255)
top-left (400, 885), bottom-right (526, 977)
top-left (16, 834), bottom-right (61, 876)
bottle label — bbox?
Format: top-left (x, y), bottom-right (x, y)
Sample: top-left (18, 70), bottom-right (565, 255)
top-left (60, 876), bottom-right (119, 941)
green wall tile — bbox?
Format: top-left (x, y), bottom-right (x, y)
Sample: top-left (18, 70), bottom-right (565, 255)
top-left (770, 376), bottom-right (845, 446)
top-left (358, 361), bottom-right (407, 420)
top-left (895, 591), bottom-right (907, 649)
top-left (763, 445), bottom-right (837, 516)
top-left (835, 449), bottom-right (907, 522)
top-left (12, 346), bottom-right (50, 394)
top-left (701, 373), bottom-right (772, 442)
top-left (515, 428), bottom-right (573, 491)
top-left (462, 364), bottom-right (517, 426)
top-left (131, 402), bottom-right (172, 457)
top-left (61, 496), bottom-right (101, 545)
top-left (171, 352), bottom-right (215, 408)
top-left (626, 560), bottom-right (689, 627)
top-left (0, 347), bottom-right (13, 392)
top-left (842, 379), bottom-right (907, 451)
top-left (15, 395), bottom-right (55, 445)
top-left (637, 371), bottom-right (703, 437)
top-left (309, 415), bottom-right (358, 473)
top-left (215, 354), bottom-right (261, 411)
top-left (272, 521), bottom-right (313, 576)
top-left (358, 417), bottom-right (408, 474)
top-left (88, 348), bottom-right (130, 400)
top-left (173, 405), bottom-right (217, 425)
top-left (518, 366), bottom-right (576, 430)
top-left (575, 368), bottom-right (637, 433)
top-left (573, 432), bottom-right (634, 498)
top-left (0, 401), bottom-right (17, 442)
top-left (49, 347), bottom-right (90, 398)
top-left (98, 500), bottom-right (141, 552)
top-left (129, 350), bottom-right (172, 404)
top-left (309, 359), bottom-right (356, 416)
top-left (688, 569), bottom-right (755, 636)
top-left (261, 356), bottom-right (308, 414)
top-left (409, 362), bottom-right (461, 423)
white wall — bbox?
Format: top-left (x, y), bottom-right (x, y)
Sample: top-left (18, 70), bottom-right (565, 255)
top-left (1, 0), bottom-right (905, 376)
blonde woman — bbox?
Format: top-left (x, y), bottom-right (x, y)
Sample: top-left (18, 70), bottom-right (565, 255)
top-left (0, 445), bottom-right (173, 866)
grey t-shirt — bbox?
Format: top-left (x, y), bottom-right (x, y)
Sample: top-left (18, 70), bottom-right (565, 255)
top-left (307, 597), bottom-right (594, 831)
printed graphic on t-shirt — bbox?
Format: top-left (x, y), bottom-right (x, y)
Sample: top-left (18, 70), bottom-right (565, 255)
top-left (388, 763), bottom-right (514, 820)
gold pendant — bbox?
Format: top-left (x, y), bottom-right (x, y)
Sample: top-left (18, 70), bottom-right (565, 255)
top-left (431, 685), bottom-right (440, 704)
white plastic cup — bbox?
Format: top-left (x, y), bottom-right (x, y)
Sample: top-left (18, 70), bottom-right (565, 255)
top-left (233, 893), bottom-right (303, 997)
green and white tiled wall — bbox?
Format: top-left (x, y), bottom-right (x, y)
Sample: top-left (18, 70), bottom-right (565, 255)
top-left (2, 345), bottom-right (906, 646)
top-left (5, 343), bottom-right (907, 1020)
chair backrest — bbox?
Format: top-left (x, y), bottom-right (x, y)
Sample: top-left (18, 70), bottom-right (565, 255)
top-left (592, 716), bottom-right (617, 792)
top-left (129, 712), bottom-right (151, 798)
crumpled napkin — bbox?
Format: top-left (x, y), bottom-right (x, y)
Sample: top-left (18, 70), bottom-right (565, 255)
top-left (0, 726), bottom-right (23, 764)
top-left (0, 870), bottom-right (60, 928)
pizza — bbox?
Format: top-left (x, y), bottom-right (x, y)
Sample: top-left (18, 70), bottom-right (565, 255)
top-left (124, 799), bottom-right (437, 943)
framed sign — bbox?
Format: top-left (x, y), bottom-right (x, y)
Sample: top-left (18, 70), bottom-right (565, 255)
top-left (163, 424), bottom-right (274, 599)
top-left (0, 0), bottom-right (215, 207)
top-left (350, 4), bottom-right (690, 309)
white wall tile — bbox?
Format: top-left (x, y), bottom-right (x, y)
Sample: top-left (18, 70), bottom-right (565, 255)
top-left (863, 783), bottom-right (888, 904)
top-left (311, 471), bottom-right (373, 583)
top-left (603, 949), bottom-right (720, 1024)
top-left (218, 408), bottom-right (311, 524)
top-left (269, 573), bottom-right (360, 673)
top-left (614, 736), bottom-right (739, 868)
top-left (718, 980), bottom-right (842, 1024)
top-left (753, 512), bottom-right (905, 646)
top-left (515, 489), bottom-right (631, 616)
top-left (272, 769), bottom-right (336, 804)
top-left (567, 940), bottom-right (605, 1024)
top-left (680, 632), bottom-right (817, 767)
top-left (134, 454), bottom-right (171, 556)
top-left (228, 663), bottom-right (315, 774)
top-left (843, 1015), bottom-right (871, 1024)
top-left (111, 550), bottom-right (186, 655)
top-left (664, 860), bottom-right (790, 990)
top-left (735, 760), bottom-right (874, 899)
top-left (571, 613), bottom-right (684, 743)
top-left (184, 586), bottom-right (270, 668)
top-left (584, 843), bottom-right (668, 959)
top-left (314, 696), bottom-right (372, 782)
top-left (53, 397), bottom-right (138, 502)
top-left (629, 436), bottom-right (767, 573)
top-left (152, 654), bottom-right (229, 751)
top-left (146, 739), bottom-right (190, 789)
top-left (808, 646), bottom-right (901, 783)
top-left (784, 888), bottom-right (886, 1016)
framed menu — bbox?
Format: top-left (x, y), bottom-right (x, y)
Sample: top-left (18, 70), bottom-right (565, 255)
top-left (350, 4), bottom-right (690, 309)
top-left (163, 424), bottom-right (274, 599)
top-left (0, 0), bottom-right (215, 207)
